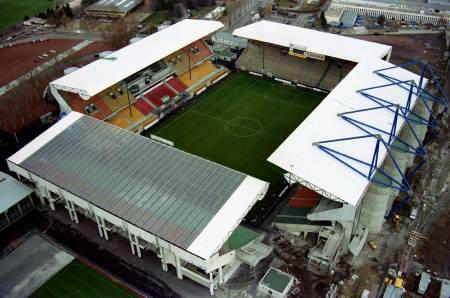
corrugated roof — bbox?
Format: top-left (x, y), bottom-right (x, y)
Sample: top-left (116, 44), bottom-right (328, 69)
top-left (87, 0), bottom-right (144, 13)
top-left (9, 113), bottom-right (268, 258)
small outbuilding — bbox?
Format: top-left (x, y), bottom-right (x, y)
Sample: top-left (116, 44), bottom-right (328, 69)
top-left (0, 172), bottom-right (34, 231)
top-left (258, 267), bottom-right (294, 298)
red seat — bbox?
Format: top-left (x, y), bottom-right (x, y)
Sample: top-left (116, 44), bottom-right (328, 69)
top-left (167, 77), bottom-right (187, 93)
top-left (143, 83), bottom-right (177, 107)
top-left (133, 99), bottom-right (154, 115)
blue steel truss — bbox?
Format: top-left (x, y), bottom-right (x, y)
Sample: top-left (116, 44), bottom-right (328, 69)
top-left (315, 134), bottom-right (412, 193)
top-left (314, 60), bottom-right (447, 197)
top-left (358, 79), bottom-right (438, 129)
top-left (374, 60), bottom-right (448, 106)
top-left (338, 104), bottom-right (427, 157)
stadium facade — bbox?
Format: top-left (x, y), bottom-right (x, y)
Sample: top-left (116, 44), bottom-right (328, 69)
top-left (7, 113), bottom-right (272, 295)
top-left (7, 19), bottom-right (448, 290)
top-left (233, 20), bottom-right (447, 273)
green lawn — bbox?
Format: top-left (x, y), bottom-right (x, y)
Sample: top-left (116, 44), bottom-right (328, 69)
top-left (150, 73), bottom-right (324, 219)
top-left (31, 260), bottom-right (136, 298)
top-left (0, 0), bottom-right (54, 30)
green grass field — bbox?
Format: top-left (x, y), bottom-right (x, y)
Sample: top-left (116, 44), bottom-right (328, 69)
top-left (31, 260), bottom-right (136, 298)
top-left (150, 73), bottom-right (324, 217)
top-left (0, 0), bottom-right (54, 30)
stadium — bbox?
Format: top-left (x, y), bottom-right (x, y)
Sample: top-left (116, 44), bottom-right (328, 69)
top-left (8, 19), bottom-right (448, 293)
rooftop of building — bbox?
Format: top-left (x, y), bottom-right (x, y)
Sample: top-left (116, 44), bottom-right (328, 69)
top-left (0, 172), bottom-right (33, 214)
top-left (51, 19), bottom-right (223, 98)
top-left (333, 0), bottom-right (450, 12)
top-left (268, 58), bottom-right (426, 206)
top-left (86, 0), bottom-right (144, 13)
top-left (7, 112), bottom-right (268, 260)
top-left (259, 267), bottom-right (294, 294)
top-left (233, 21), bottom-right (392, 63)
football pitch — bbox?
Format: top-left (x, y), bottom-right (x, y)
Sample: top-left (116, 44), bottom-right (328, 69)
top-left (151, 73), bottom-right (324, 216)
top-left (31, 260), bottom-right (136, 298)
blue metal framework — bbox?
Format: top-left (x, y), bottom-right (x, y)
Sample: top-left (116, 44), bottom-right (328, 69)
top-left (314, 61), bottom-right (447, 199)
top-left (374, 60), bottom-right (448, 106)
top-left (315, 134), bottom-right (412, 193)
top-left (385, 159), bottom-right (426, 220)
top-left (338, 103), bottom-right (426, 157)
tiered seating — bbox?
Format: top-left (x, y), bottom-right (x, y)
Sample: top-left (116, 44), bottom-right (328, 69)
top-left (179, 61), bottom-right (217, 87)
top-left (105, 114), bottom-right (129, 129)
top-left (133, 98), bottom-right (155, 115)
top-left (287, 186), bottom-right (321, 208)
top-left (182, 40), bottom-right (213, 65)
top-left (236, 43), bottom-right (341, 90)
top-left (164, 40), bottom-right (213, 76)
top-left (105, 106), bottom-right (144, 129)
top-left (142, 83), bottom-right (177, 107)
top-left (99, 83), bottom-right (135, 112)
top-left (341, 62), bottom-right (356, 79)
top-left (272, 186), bottom-right (327, 226)
top-left (166, 77), bottom-right (187, 93)
top-left (318, 63), bottom-right (341, 91)
top-left (147, 96), bottom-right (163, 107)
top-left (62, 91), bottom-right (112, 120)
top-left (164, 51), bottom-right (190, 75)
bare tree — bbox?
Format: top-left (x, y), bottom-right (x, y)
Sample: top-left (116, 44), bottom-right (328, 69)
top-left (377, 14), bottom-right (385, 25)
top-left (100, 18), bottom-right (135, 50)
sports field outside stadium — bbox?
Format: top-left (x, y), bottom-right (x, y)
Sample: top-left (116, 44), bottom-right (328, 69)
top-left (31, 260), bottom-right (136, 298)
top-left (150, 73), bottom-right (324, 218)
top-left (0, 0), bottom-right (54, 30)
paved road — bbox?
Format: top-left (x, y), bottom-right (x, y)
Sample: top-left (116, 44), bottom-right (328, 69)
top-left (0, 234), bottom-right (74, 298)
top-left (0, 31), bottom-right (102, 48)
top-left (223, 0), bottom-right (266, 32)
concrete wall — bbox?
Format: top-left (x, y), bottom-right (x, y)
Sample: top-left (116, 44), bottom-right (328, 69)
top-left (359, 97), bottom-right (430, 233)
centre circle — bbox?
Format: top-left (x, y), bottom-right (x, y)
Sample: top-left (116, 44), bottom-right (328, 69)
top-left (225, 117), bottom-right (263, 137)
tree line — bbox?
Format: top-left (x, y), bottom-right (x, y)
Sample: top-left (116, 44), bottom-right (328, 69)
top-left (24, 4), bottom-right (74, 26)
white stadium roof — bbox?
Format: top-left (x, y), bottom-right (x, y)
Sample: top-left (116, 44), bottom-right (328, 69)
top-left (233, 20), bottom-right (392, 63)
top-left (51, 19), bottom-right (223, 98)
top-left (268, 58), bottom-right (426, 206)
top-left (8, 112), bottom-right (268, 260)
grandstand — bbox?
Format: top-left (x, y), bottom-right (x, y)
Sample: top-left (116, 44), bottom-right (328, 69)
top-left (166, 76), bottom-right (187, 93)
top-left (234, 21), bottom-right (386, 91)
top-left (236, 43), bottom-right (354, 91)
top-left (234, 21), bottom-right (447, 273)
top-left (50, 19), bottom-right (226, 133)
top-left (7, 113), bottom-right (272, 295)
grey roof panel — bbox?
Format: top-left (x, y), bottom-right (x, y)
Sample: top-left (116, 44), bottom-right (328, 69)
top-left (88, 0), bottom-right (144, 13)
top-left (17, 116), bottom-right (247, 252)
